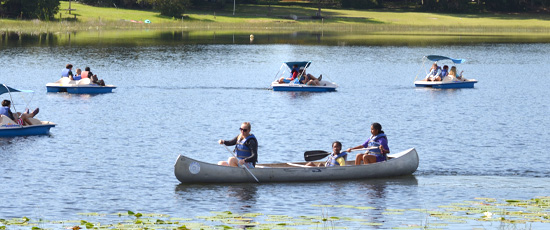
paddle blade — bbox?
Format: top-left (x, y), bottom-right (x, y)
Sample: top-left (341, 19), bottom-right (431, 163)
top-left (304, 150), bottom-right (330, 161)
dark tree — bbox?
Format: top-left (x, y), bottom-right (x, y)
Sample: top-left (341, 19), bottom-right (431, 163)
top-left (0, 0), bottom-right (59, 19)
top-left (149, 0), bottom-right (191, 17)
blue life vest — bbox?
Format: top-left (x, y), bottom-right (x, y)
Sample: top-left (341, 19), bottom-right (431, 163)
top-left (367, 133), bottom-right (387, 154)
top-left (61, 68), bottom-right (70, 77)
top-left (429, 67), bottom-right (441, 76)
top-left (0, 106), bottom-right (11, 118)
top-left (73, 75), bottom-right (82, 80)
top-left (325, 151), bottom-right (348, 167)
top-left (291, 75), bottom-right (302, 84)
top-left (440, 69), bottom-right (448, 77)
top-left (235, 134), bottom-right (256, 159)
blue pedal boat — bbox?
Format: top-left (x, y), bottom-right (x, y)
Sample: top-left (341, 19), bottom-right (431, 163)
top-left (271, 61), bottom-right (338, 92)
top-left (414, 55), bottom-right (478, 89)
top-left (1, 84), bottom-right (56, 137)
top-left (46, 78), bottom-right (116, 94)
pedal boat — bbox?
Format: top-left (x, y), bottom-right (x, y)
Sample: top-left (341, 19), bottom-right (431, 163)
top-left (46, 78), bottom-right (116, 94)
top-left (414, 55), bottom-right (478, 89)
top-left (270, 61), bottom-right (338, 92)
top-left (1, 84), bottom-right (56, 137)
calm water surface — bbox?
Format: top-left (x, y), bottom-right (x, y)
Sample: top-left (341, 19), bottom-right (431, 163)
top-left (1, 38), bottom-right (549, 229)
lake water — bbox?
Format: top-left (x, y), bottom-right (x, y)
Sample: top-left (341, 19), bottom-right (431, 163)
top-left (1, 32), bottom-right (550, 229)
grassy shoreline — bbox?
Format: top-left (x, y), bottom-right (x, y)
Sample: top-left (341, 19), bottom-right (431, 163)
top-left (2, 1), bottom-right (550, 34)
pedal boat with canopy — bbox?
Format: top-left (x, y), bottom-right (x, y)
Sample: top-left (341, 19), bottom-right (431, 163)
top-left (1, 84), bottom-right (56, 137)
top-left (174, 148), bottom-right (418, 183)
top-left (270, 61), bottom-right (338, 92)
top-left (414, 55), bottom-right (478, 89)
top-left (46, 78), bottom-right (116, 94)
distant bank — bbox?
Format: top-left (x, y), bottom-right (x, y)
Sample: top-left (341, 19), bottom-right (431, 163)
top-left (1, 1), bottom-right (550, 34)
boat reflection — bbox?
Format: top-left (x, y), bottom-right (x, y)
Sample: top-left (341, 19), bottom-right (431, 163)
top-left (355, 175), bottom-right (418, 226)
top-left (5, 31), bottom-right (550, 47)
top-left (175, 183), bottom-right (258, 209)
top-left (46, 92), bottom-right (102, 100)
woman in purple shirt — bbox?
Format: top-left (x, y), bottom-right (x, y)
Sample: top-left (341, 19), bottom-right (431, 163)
top-left (347, 122), bottom-right (390, 165)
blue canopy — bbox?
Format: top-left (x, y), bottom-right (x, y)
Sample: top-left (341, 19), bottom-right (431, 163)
top-left (284, 61), bottom-right (311, 69)
top-left (1, 84), bottom-right (33, 95)
top-left (426, 55), bottom-right (465, 64)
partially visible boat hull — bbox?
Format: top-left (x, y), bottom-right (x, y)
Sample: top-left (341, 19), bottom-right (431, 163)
top-left (47, 85), bottom-right (116, 94)
top-left (414, 80), bottom-right (477, 89)
top-left (174, 148), bottom-right (418, 183)
top-left (0, 123), bottom-right (56, 137)
top-left (46, 78), bottom-right (116, 94)
top-left (271, 81), bottom-right (338, 92)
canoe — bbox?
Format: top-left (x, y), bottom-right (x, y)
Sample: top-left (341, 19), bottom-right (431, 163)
top-left (46, 78), bottom-right (116, 94)
top-left (414, 55), bottom-right (477, 89)
top-left (174, 148), bottom-right (418, 183)
top-left (270, 61), bottom-right (338, 92)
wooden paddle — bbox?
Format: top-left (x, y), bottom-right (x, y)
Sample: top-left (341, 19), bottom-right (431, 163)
top-left (304, 147), bottom-right (378, 162)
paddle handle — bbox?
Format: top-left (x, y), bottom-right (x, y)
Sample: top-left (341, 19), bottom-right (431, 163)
top-left (223, 145), bottom-right (259, 183)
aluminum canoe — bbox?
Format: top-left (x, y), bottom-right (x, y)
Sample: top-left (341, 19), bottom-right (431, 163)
top-left (174, 148), bottom-right (418, 183)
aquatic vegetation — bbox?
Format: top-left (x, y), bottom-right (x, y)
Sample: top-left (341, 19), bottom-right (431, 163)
top-left (1, 197), bottom-right (549, 229)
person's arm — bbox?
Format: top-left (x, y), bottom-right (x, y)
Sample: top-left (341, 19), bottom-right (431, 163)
top-left (378, 138), bottom-right (390, 154)
top-left (219, 136), bottom-right (238, 146)
top-left (435, 68), bottom-right (441, 76)
top-left (346, 142), bottom-right (368, 153)
top-left (243, 138), bottom-right (258, 163)
top-left (7, 109), bottom-right (15, 120)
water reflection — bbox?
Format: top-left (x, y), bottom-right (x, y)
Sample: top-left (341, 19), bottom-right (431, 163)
top-left (227, 184), bottom-right (258, 204)
top-left (3, 30), bottom-right (550, 47)
top-left (0, 138), bottom-right (15, 149)
top-left (275, 91), bottom-right (320, 99)
top-left (414, 87), bottom-right (468, 98)
top-left (355, 176), bottom-right (418, 226)
top-left (175, 183), bottom-right (258, 210)
top-left (46, 92), bottom-right (99, 100)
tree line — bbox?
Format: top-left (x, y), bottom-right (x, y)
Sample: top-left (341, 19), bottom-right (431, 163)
top-left (1, 0), bottom-right (548, 20)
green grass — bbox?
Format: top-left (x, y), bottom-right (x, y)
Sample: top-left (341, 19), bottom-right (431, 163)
top-left (1, 1), bottom-right (550, 34)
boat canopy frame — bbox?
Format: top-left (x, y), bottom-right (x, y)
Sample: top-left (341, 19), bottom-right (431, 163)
top-left (1, 84), bottom-right (36, 115)
top-left (414, 55), bottom-right (466, 81)
top-left (273, 61), bottom-right (312, 83)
